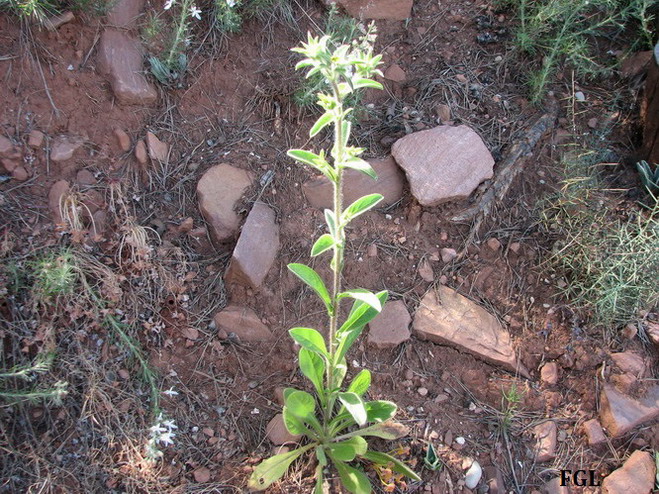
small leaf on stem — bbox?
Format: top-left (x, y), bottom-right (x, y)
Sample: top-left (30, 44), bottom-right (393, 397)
top-left (338, 392), bottom-right (367, 426)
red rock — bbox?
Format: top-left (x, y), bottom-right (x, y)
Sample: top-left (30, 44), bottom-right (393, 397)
top-left (114, 128), bottom-right (131, 152)
top-left (28, 130), bottom-right (44, 148)
top-left (328, 0), bottom-right (413, 20)
top-left (440, 247), bottom-right (457, 263)
top-left (599, 384), bottom-right (659, 437)
top-left (391, 125), bottom-right (494, 206)
top-left (620, 50), bottom-right (653, 78)
top-left (602, 450), bottom-right (656, 494)
top-left (76, 169), bottom-right (96, 186)
top-left (417, 259), bottom-right (434, 282)
top-left (225, 202), bottom-right (280, 289)
top-left (611, 351), bottom-right (645, 378)
top-left (48, 180), bottom-right (69, 222)
top-left (266, 414), bottom-right (301, 445)
top-left (303, 156), bottom-right (405, 210)
top-left (97, 29), bottom-right (157, 106)
top-left (583, 418), bottom-right (607, 447)
top-left (197, 164), bottom-right (254, 244)
top-left (1, 158), bottom-right (18, 172)
top-left (540, 477), bottom-right (568, 494)
top-left (213, 305), bottom-right (273, 342)
top-left (134, 139), bottom-right (147, 164)
top-left (146, 131), bottom-right (169, 163)
top-left (647, 322), bottom-right (659, 348)
top-left (533, 421), bottom-right (557, 462)
top-left (540, 362), bottom-right (559, 385)
top-left (0, 136), bottom-right (15, 158)
top-left (91, 210), bottom-right (108, 238)
top-left (50, 136), bottom-right (84, 162)
top-left (436, 104), bottom-right (451, 123)
top-left (367, 300), bottom-right (411, 349)
top-left (414, 287), bottom-right (528, 377)
top-left (486, 237), bottom-right (501, 252)
top-left (11, 166), bottom-right (29, 181)
top-left (384, 63), bottom-right (406, 83)
top-left (193, 466), bottom-right (211, 483)
top-left (106, 0), bottom-right (145, 29)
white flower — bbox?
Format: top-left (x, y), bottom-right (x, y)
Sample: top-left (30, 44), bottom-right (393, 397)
top-left (162, 387), bottom-right (179, 397)
top-left (164, 0), bottom-right (175, 9)
top-left (226, 0), bottom-right (236, 6)
top-left (189, 5), bottom-right (201, 19)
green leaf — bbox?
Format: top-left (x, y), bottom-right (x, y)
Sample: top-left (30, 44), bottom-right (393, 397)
top-left (361, 451), bottom-right (421, 481)
top-left (288, 263), bottom-right (332, 313)
top-left (343, 158), bottom-right (377, 179)
top-left (284, 389), bottom-right (316, 419)
top-left (314, 464), bottom-right (325, 494)
top-left (289, 327), bottom-right (328, 357)
top-left (365, 400), bottom-right (397, 423)
top-left (327, 436), bottom-right (368, 461)
top-left (423, 442), bottom-right (442, 471)
top-left (347, 369), bottom-right (371, 396)
top-left (311, 234), bottom-right (335, 257)
top-left (324, 209), bottom-right (337, 237)
top-left (248, 445), bottom-right (312, 490)
top-left (338, 392), bottom-right (367, 426)
top-left (334, 461), bottom-right (371, 494)
top-left (338, 289), bottom-right (382, 312)
top-left (340, 120), bottom-right (352, 146)
top-left (333, 358), bottom-right (348, 389)
top-left (299, 348), bottom-right (325, 398)
top-left (282, 407), bottom-right (309, 435)
top-left (354, 420), bottom-right (409, 440)
top-left (342, 194), bottom-right (383, 223)
top-left (316, 446), bottom-right (327, 466)
top-left (310, 112), bottom-right (333, 137)
top-left (288, 149), bottom-right (333, 180)
top-left (352, 78), bottom-right (383, 90)
top-left (339, 291), bottom-right (388, 333)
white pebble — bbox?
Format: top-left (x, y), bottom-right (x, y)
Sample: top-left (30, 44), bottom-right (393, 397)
top-left (465, 460), bottom-right (482, 489)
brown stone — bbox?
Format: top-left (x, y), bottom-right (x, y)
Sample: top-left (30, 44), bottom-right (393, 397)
top-left (303, 156), bottom-right (405, 210)
top-left (486, 237), bottom-right (501, 252)
top-left (114, 128), bottom-right (131, 152)
top-left (328, 0), bottom-right (413, 20)
top-left (417, 259), bottom-right (434, 282)
top-left (391, 125), bottom-right (494, 206)
top-left (50, 136), bottom-right (84, 162)
top-left (213, 305), bottom-right (273, 343)
top-left (436, 104), bottom-right (451, 123)
top-left (602, 450), bottom-right (656, 494)
top-left (367, 300), bottom-right (411, 349)
top-left (48, 180), bottom-right (69, 223)
top-left (197, 164), bottom-right (254, 244)
top-left (611, 351), bottom-right (646, 378)
top-left (11, 166), bottom-right (29, 181)
top-left (97, 29), bottom-right (157, 106)
top-left (134, 139), bottom-right (147, 164)
top-left (540, 478), bottom-right (568, 494)
top-left (106, 0), bottom-right (145, 29)
top-left (0, 136), bottom-right (15, 158)
top-left (1, 158), bottom-right (18, 172)
top-left (193, 467), bottom-right (211, 483)
top-left (146, 131), bottom-right (169, 163)
top-left (540, 362), bottom-right (559, 385)
top-left (533, 421), bottom-right (557, 462)
top-left (440, 247), bottom-right (457, 263)
top-left (620, 50), bottom-right (653, 78)
top-left (384, 64), bottom-right (406, 83)
top-left (225, 203), bottom-right (279, 289)
top-left (266, 414), bottom-right (301, 445)
top-left (599, 384), bottom-right (659, 437)
top-left (28, 130), bottom-right (45, 148)
top-left (413, 287), bottom-right (528, 376)
top-left (76, 169), bottom-right (96, 186)
top-left (583, 419), bottom-right (607, 447)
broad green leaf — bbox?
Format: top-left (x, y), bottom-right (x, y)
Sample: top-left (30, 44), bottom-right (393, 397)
top-left (339, 291), bottom-right (388, 333)
top-left (284, 389), bottom-right (316, 419)
top-left (299, 349), bottom-right (325, 398)
top-left (332, 358), bottom-right (348, 390)
top-left (334, 327), bottom-right (365, 366)
top-left (310, 112), bottom-right (333, 137)
top-left (314, 464), bottom-right (324, 494)
top-left (342, 194), bottom-right (383, 223)
top-left (340, 120), bottom-right (352, 146)
top-left (338, 392), bottom-right (367, 426)
top-left (334, 461), bottom-right (370, 494)
top-left (327, 436), bottom-right (368, 461)
top-left (338, 289), bottom-right (382, 312)
top-left (324, 209), bottom-right (337, 237)
top-left (288, 263), bottom-right (332, 312)
top-left (282, 407), bottom-right (309, 435)
top-left (347, 369), bottom-right (371, 396)
top-left (248, 445), bottom-right (312, 490)
top-left (352, 78), bottom-right (383, 90)
top-left (354, 420), bottom-right (409, 440)
top-left (316, 446), bottom-right (327, 466)
top-left (365, 400), bottom-right (397, 423)
top-left (311, 234), bottom-right (334, 257)
top-left (361, 451), bottom-right (421, 481)
top-left (289, 327), bottom-right (328, 356)
top-left (343, 158), bottom-right (377, 179)
top-left (287, 149), bottom-right (333, 180)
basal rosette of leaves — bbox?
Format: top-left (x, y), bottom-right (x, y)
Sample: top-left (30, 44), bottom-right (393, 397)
top-left (248, 33), bottom-right (420, 493)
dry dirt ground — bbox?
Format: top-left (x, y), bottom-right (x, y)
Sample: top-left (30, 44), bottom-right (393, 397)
top-left (0, 1), bottom-right (657, 493)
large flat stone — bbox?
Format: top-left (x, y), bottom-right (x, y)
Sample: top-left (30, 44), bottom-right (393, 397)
top-left (97, 29), bottom-right (157, 106)
top-left (225, 202), bottom-right (280, 289)
top-left (602, 450), bottom-right (656, 494)
top-left (326, 0), bottom-right (413, 20)
top-left (391, 125), bottom-right (494, 206)
top-left (213, 305), bottom-right (273, 343)
top-left (303, 156), bottom-right (405, 210)
top-left (367, 300), bottom-right (411, 349)
top-left (196, 163), bottom-right (254, 245)
top-left (106, 0), bottom-right (145, 29)
top-left (599, 384), bottom-right (659, 437)
top-left (413, 287), bottom-right (527, 376)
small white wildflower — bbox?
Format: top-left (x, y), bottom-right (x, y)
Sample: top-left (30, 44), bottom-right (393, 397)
top-left (164, 0), bottom-right (175, 9)
top-left (162, 387), bottom-right (179, 397)
top-left (226, 0), bottom-right (236, 6)
top-left (189, 5), bottom-right (201, 19)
